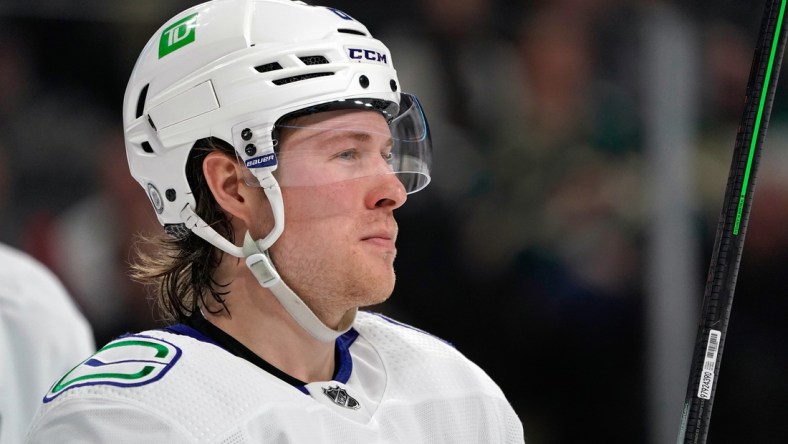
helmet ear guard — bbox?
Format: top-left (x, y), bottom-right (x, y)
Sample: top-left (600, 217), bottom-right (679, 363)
top-left (147, 81), bottom-right (220, 133)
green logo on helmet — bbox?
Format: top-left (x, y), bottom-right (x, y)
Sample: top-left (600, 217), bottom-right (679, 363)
top-left (159, 13), bottom-right (198, 58)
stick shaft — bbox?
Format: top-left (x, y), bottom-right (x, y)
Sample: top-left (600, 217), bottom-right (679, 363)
top-left (677, 1), bottom-right (788, 442)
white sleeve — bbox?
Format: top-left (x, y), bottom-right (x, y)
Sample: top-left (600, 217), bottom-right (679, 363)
top-left (26, 398), bottom-right (190, 444)
top-left (0, 244), bottom-right (96, 444)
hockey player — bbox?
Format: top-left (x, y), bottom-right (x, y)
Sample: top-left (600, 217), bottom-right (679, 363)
top-left (26, 0), bottom-right (525, 442)
top-left (0, 242), bottom-right (95, 444)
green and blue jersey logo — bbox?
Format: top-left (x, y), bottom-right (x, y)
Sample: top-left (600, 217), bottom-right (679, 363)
top-left (44, 335), bottom-right (182, 402)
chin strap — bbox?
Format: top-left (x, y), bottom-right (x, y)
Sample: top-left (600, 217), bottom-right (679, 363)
top-left (242, 232), bottom-right (356, 342)
top-left (182, 163), bottom-right (354, 342)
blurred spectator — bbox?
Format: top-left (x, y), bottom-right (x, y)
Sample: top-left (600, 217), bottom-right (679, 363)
top-left (463, 1), bottom-right (643, 280)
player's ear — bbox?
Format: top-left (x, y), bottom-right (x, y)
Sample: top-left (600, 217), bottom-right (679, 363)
top-left (202, 151), bottom-right (259, 227)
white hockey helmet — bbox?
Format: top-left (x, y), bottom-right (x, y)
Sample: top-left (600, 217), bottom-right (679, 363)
top-left (123, 0), bottom-right (432, 258)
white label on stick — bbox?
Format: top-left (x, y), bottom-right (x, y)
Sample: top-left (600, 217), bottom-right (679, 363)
top-left (697, 329), bottom-right (722, 400)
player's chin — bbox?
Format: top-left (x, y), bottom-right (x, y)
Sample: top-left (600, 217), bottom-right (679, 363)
top-left (363, 271), bottom-right (396, 305)
top-left (363, 290), bottom-right (394, 309)
top-left (362, 241), bottom-right (397, 264)
top-left (360, 248), bottom-right (397, 270)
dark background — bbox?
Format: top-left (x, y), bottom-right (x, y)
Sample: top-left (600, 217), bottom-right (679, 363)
top-left (2, 1), bottom-right (788, 442)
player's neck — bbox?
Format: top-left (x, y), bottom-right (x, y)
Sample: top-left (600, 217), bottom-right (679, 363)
top-left (203, 269), bottom-right (337, 383)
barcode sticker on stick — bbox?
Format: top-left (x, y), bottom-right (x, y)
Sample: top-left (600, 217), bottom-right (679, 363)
top-left (697, 329), bottom-right (722, 400)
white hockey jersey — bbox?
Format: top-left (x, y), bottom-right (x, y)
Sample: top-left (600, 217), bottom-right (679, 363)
top-left (0, 243), bottom-right (95, 444)
top-left (26, 311), bottom-right (524, 443)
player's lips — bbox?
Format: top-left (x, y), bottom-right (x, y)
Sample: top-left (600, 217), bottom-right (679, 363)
top-left (361, 230), bottom-right (397, 249)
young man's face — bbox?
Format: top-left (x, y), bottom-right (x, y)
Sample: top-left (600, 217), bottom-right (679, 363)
top-left (267, 109), bottom-right (407, 316)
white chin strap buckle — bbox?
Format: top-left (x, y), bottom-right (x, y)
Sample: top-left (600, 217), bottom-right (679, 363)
top-left (245, 252), bottom-right (280, 288)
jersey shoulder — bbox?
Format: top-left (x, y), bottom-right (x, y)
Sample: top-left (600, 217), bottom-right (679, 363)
top-left (27, 328), bottom-right (302, 443)
top-left (353, 311), bottom-right (503, 393)
top-left (354, 310), bottom-right (456, 349)
top-left (351, 311), bottom-right (524, 441)
top-left (41, 331), bottom-right (186, 403)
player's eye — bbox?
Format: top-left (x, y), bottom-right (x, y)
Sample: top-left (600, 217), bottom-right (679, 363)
top-left (333, 149), bottom-right (359, 161)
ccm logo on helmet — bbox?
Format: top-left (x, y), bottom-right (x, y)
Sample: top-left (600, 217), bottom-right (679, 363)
top-left (348, 48), bottom-right (388, 65)
top-left (245, 153), bottom-right (277, 169)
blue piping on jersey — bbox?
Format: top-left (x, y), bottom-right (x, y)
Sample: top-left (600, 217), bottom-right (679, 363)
top-left (364, 310), bottom-right (455, 348)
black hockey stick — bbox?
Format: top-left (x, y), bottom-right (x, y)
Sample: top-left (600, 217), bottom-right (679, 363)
top-left (676, 0), bottom-right (788, 442)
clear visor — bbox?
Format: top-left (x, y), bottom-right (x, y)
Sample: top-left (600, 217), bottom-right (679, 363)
top-left (238, 93), bottom-right (432, 194)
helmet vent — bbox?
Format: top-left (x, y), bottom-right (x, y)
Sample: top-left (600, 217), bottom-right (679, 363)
top-left (337, 28), bottom-right (367, 36)
top-left (255, 62), bottom-right (283, 73)
top-left (141, 141), bottom-right (154, 153)
top-left (272, 72), bottom-right (333, 85)
top-left (299, 55), bottom-right (329, 66)
top-left (135, 84), bottom-right (150, 118)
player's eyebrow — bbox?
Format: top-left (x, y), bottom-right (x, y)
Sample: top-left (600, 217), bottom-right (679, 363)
top-left (292, 129), bottom-right (394, 149)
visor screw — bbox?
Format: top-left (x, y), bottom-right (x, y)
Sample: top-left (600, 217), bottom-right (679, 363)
top-left (390, 79), bottom-right (398, 92)
top-left (245, 144), bottom-right (257, 156)
top-left (359, 75), bottom-right (369, 88)
top-left (241, 128), bottom-right (253, 141)
top-left (165, 189), bottom-right (176, 202)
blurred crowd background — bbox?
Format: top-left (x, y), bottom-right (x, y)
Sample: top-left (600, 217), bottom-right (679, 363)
top-left (2, 0), bottom-right (788, 442)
